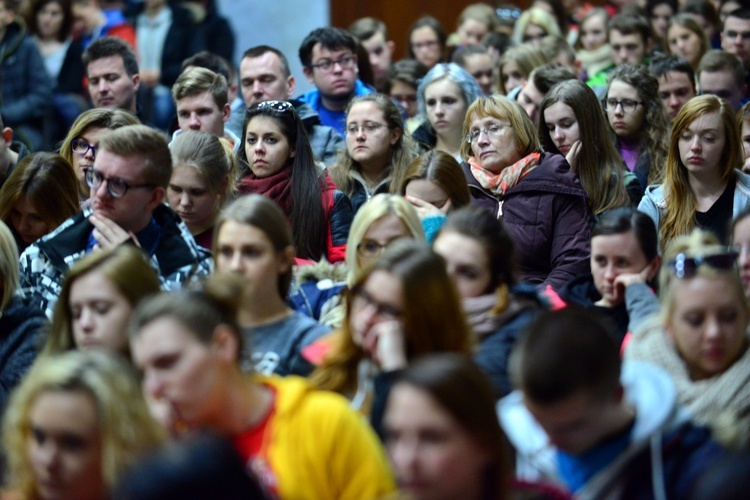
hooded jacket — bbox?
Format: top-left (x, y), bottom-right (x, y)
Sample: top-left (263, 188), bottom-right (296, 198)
top-left (235, 375), bottom-right (395, 499)
top-left (498, 361), bottom-right (725, 499)
top-left (462, 152), bottom-right (591, 291)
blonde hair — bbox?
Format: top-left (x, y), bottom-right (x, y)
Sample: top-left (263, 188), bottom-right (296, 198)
top-left (660, 95), bottom-right (742, 249)
top-left (462, 95), bottom-right (542, 161)
top-left (512, 8), bottom-right (562, 45)
top-left (344, 194), bottom-right (425, 287)
top-left (0, 220), bottom-right (18, 311)
top-left (498, 44), bottom-right (547, 94)
top-left (2, 351), bottom-right (165, 496)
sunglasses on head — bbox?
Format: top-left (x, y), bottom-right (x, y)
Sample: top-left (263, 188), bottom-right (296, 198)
top-left (668, 251), bottom-right (738, 278)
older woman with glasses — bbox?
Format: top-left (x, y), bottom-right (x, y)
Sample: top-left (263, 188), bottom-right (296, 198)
top-left (626, 229), bottom-right (750, 449)
top-left (639, 94), bottom-right (750, 251)
top-left (461, 94), bottom-right (590, 291)
top-left (58, 108), bottom-right (140, 202)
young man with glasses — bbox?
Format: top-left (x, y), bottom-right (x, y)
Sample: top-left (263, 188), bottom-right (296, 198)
top-left (18, 125), bottom-right (211, 317)
top-left (298, 27), bottom-right (375, 137)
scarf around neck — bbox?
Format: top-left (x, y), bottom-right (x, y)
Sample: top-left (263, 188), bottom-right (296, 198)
top-left (469, 152), bottom-right (541, 197)
top-left (238, 167), bottom-right (292, 215)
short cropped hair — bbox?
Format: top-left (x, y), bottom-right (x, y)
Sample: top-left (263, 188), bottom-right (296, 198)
top-left (98, 125), bottom-right (172, 188)
top-left (172, 67), bottom-right (228, 109)
top-left (451, 45), bottom-right (491, 67)
top-left (242, 45), bottom-right (292, 79)
top-left (511, 308), bottom-right (621, 403)
top-left (529, 62), bottom-right (577, 95)
top-left (349, 17), bottom-right (388, 41)
top-left (649, 53), bottom-right (696, 87)
top-left (181, 51), bottom-right (231, 81)
top-left (608, 12), bottom-right (653, 44)
top-left (83, 36), bottom-right (139, 77)
top-left (299, 27), bottom-right (358, 68)
top-left (698, 49), bottom-right (746, 87)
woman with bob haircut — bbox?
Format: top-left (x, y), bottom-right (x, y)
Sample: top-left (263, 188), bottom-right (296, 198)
top-left (639, 94), bottom-right (750, 250)
top-left (413, 63), bottom-right (482, 163)
top-left (498, 44), bottom-right (547, 95)
top-left (168, 130), bottom-right (237, 249)
top-left (309, 240), bottom-right (471, 416)
top-left (605, 64), bottom-right (671, 192)
top-left (512, 8), bottom-right (562, 47)
top-left (0, 152), bottom-right (79, 252)
top-left (0, 220), bottom-right (46, 412)
top-left (540, 79), bottom-right (641, 217)
top-left (291, 194), bottom-right (426, 330)
top-left (626, 229), bottom-right (750, 448)
top-left (666, 14), bottom-right (710, 71)
top-left (433, 206), bottom-right (545, 397)
top-left (213, 195), bottom-right (331, 376)
top-left (43, 245), bottom-right (161, 358)
top-left (383, 354), bottom-right (506, 500)
top-left (129, 273), bottom-right (396, 499)
top-left (328, 94), bottom-right (415, 214)
top-left (407, 15), bottom-right (447, 70)
top-left (2, 350), bottom-right (165, 499)
top-left (237, 100), bottom-right (352, 263)
top-left (461, 94), bottom-right (590, 291)
top-left (58, 108), bottom-right (140, 200)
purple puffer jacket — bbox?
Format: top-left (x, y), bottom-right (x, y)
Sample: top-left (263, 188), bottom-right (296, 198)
top-left (462, 152), bottom-right (590, 291)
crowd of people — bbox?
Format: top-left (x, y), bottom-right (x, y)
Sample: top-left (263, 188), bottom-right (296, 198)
top-left (1, 0), bottom-right (750, 498)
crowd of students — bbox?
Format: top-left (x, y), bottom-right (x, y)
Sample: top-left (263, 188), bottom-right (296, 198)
top-left (2, 0), bottom-right (750, 498)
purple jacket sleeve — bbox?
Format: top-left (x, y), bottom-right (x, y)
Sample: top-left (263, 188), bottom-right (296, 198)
top-left (544, 192), bottom-right (591, 291)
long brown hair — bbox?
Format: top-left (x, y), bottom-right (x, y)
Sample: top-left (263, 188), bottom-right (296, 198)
top-left (660, 95), bottom-right (742, 249)
top-left (310, 241), bottom-right (471, 395)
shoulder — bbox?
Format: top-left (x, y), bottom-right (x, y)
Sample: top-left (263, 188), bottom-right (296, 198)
top-left (638, 184), bottom-right (667, 211)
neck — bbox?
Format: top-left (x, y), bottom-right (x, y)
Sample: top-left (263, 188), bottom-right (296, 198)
top-left (689, 170), bottom-right (728, 199)
top-left (436, 134), bottom-right (462, 159)
top-left (238, 292), bottom-right (291, 328)
top-left (359, 161), bottom-right (389, 188)
top-left (215, 375), bottom-right (273, 435)
top-left (320, 91), bottom-right (354, 112)
top-left (618, 135), bottom-right (641, 148)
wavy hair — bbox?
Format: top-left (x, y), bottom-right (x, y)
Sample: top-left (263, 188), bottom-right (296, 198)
top-left (238, 102), bottom-right (327, 261)
top-left (0, 221), bottom-right (18, 311)
top-left (44, 246), bottom-right (161, 358)
top-left (329, 94), bottom-right (415, 198)
top-left (660, 95), bottom-right (742, 249)
top-left (2, 350), bottom-right (164, 497)
top-left (606, 64), bottom-right (670, 186)
top-left (540, 80), bottom-right (631, 215)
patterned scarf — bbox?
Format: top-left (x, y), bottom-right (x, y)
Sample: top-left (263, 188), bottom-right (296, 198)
top-left (237, 168), bottom-right (292, 215)
top-left (468, 152), bottom-right (541, 197)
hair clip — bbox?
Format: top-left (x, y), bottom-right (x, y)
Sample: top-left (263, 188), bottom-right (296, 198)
top-left (255, 100), bottom-right (294, 112)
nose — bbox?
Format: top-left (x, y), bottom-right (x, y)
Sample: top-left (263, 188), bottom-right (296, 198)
top-left (614, 103), bottom-right (625, 116)
top-left (553, 126), bottom-right (564, 141)
top-left (17, 215), bottom-right (30, 234)
top-left (97, 80), bottom-right (109, 95)
top-left (227, 251), bottom-right (244, 273)
top-left (355, 126), bottom-right (366, 140)
top-left (95, 178), bottom-right (111, 199)
top-left (669, 94), bottom-right (680, 108)
top-left (252, 80), bottom-right (264, 94)
top-left (391, 438), bottom-right (420, 473)
top-left (332, 61), bottom-right (345, 74)
top-left (180, 192), bottom-right (191, 208)
top-left (188, 113), bottom-right (200, 130)
top-left (83, 146), bottom-right (95, 161)
top-left (38, 442), bottom-right (62, 473)
top-left (739, 247), bottom-right (750, 268)
top-left (690, 136), bottom-right (702, 151)
top-left (617, 48), bottom-right (629, 62)
top-left (78, 307), bottom-right (95, 332)
top-left (143, 370), bottom-right (164, 399)
top-left (434, 102), bottom-right (444, 116)
top-left (603, 263), bottom-right (616, 281)
top-left (704, 316), bottom-right (721, 340)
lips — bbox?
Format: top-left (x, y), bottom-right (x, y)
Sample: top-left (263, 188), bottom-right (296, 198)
top-left (479, 150), bottom-right (495, 159)
top-left (558, 144), bottom-right (571, 154)
top-left (687, 156), bottom-right (703, 163)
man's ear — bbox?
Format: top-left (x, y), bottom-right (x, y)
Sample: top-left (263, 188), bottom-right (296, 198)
top-left (212, 324), bottom-right (240, 363)
top-left (286, 75), bottom-right (296, 99)
top-left (132, 73), bottom-right (141, 92)
top-left (277, 245), bottom-right (296, 275)
top-left (223, 103), bottom-right (231, 123)
top-left (387, 40), bottom-right (396, 56)
top-left (303, 67), bottom-right (314, 84)
top-left (148, 186), bottom-right (166, 211)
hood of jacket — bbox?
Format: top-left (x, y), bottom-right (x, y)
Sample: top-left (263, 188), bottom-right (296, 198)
top-left (497, 360), bottom-right (685, 484)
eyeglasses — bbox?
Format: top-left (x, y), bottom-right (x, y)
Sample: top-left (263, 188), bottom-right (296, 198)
top-left (466, 122), bottom-right (512, 143)
top-left (71, 139), bottom-right (97, 158)
top-left (603, 98), bottom-right (644, 113)
top-left (350, 286), bottom-right (403, 321)
top-left (356, 239), bottom-right (392, 259)
top-left (345, 122), bottom-right (387, 136)
top-left (668, 251), bottom-right (738, 278)
top-left (254, 100), bottom-right (293, 112)
top-left (309, 55), bottom-right (356, 73)
top-left (85, 168), bottom-right (155, 198)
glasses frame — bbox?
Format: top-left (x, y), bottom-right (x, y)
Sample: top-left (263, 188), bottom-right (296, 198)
top-left (71, 139), bottom-right (97, 158)
top-left (466, 122), bottom-right (512, 144)
top-left (84, 167), bottom-right (155, 198)
top-left (602, 98), bottom-right (645, 114)
top-left (345, 122), bottom-right (387, 136)
top-left (309, 55), bottom-right (357, 73)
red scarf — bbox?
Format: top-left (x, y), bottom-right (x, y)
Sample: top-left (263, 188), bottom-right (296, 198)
top-left (469, 152), bottom-right (541, 197)
top-left (237, 168), bottom-right (292, 215)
